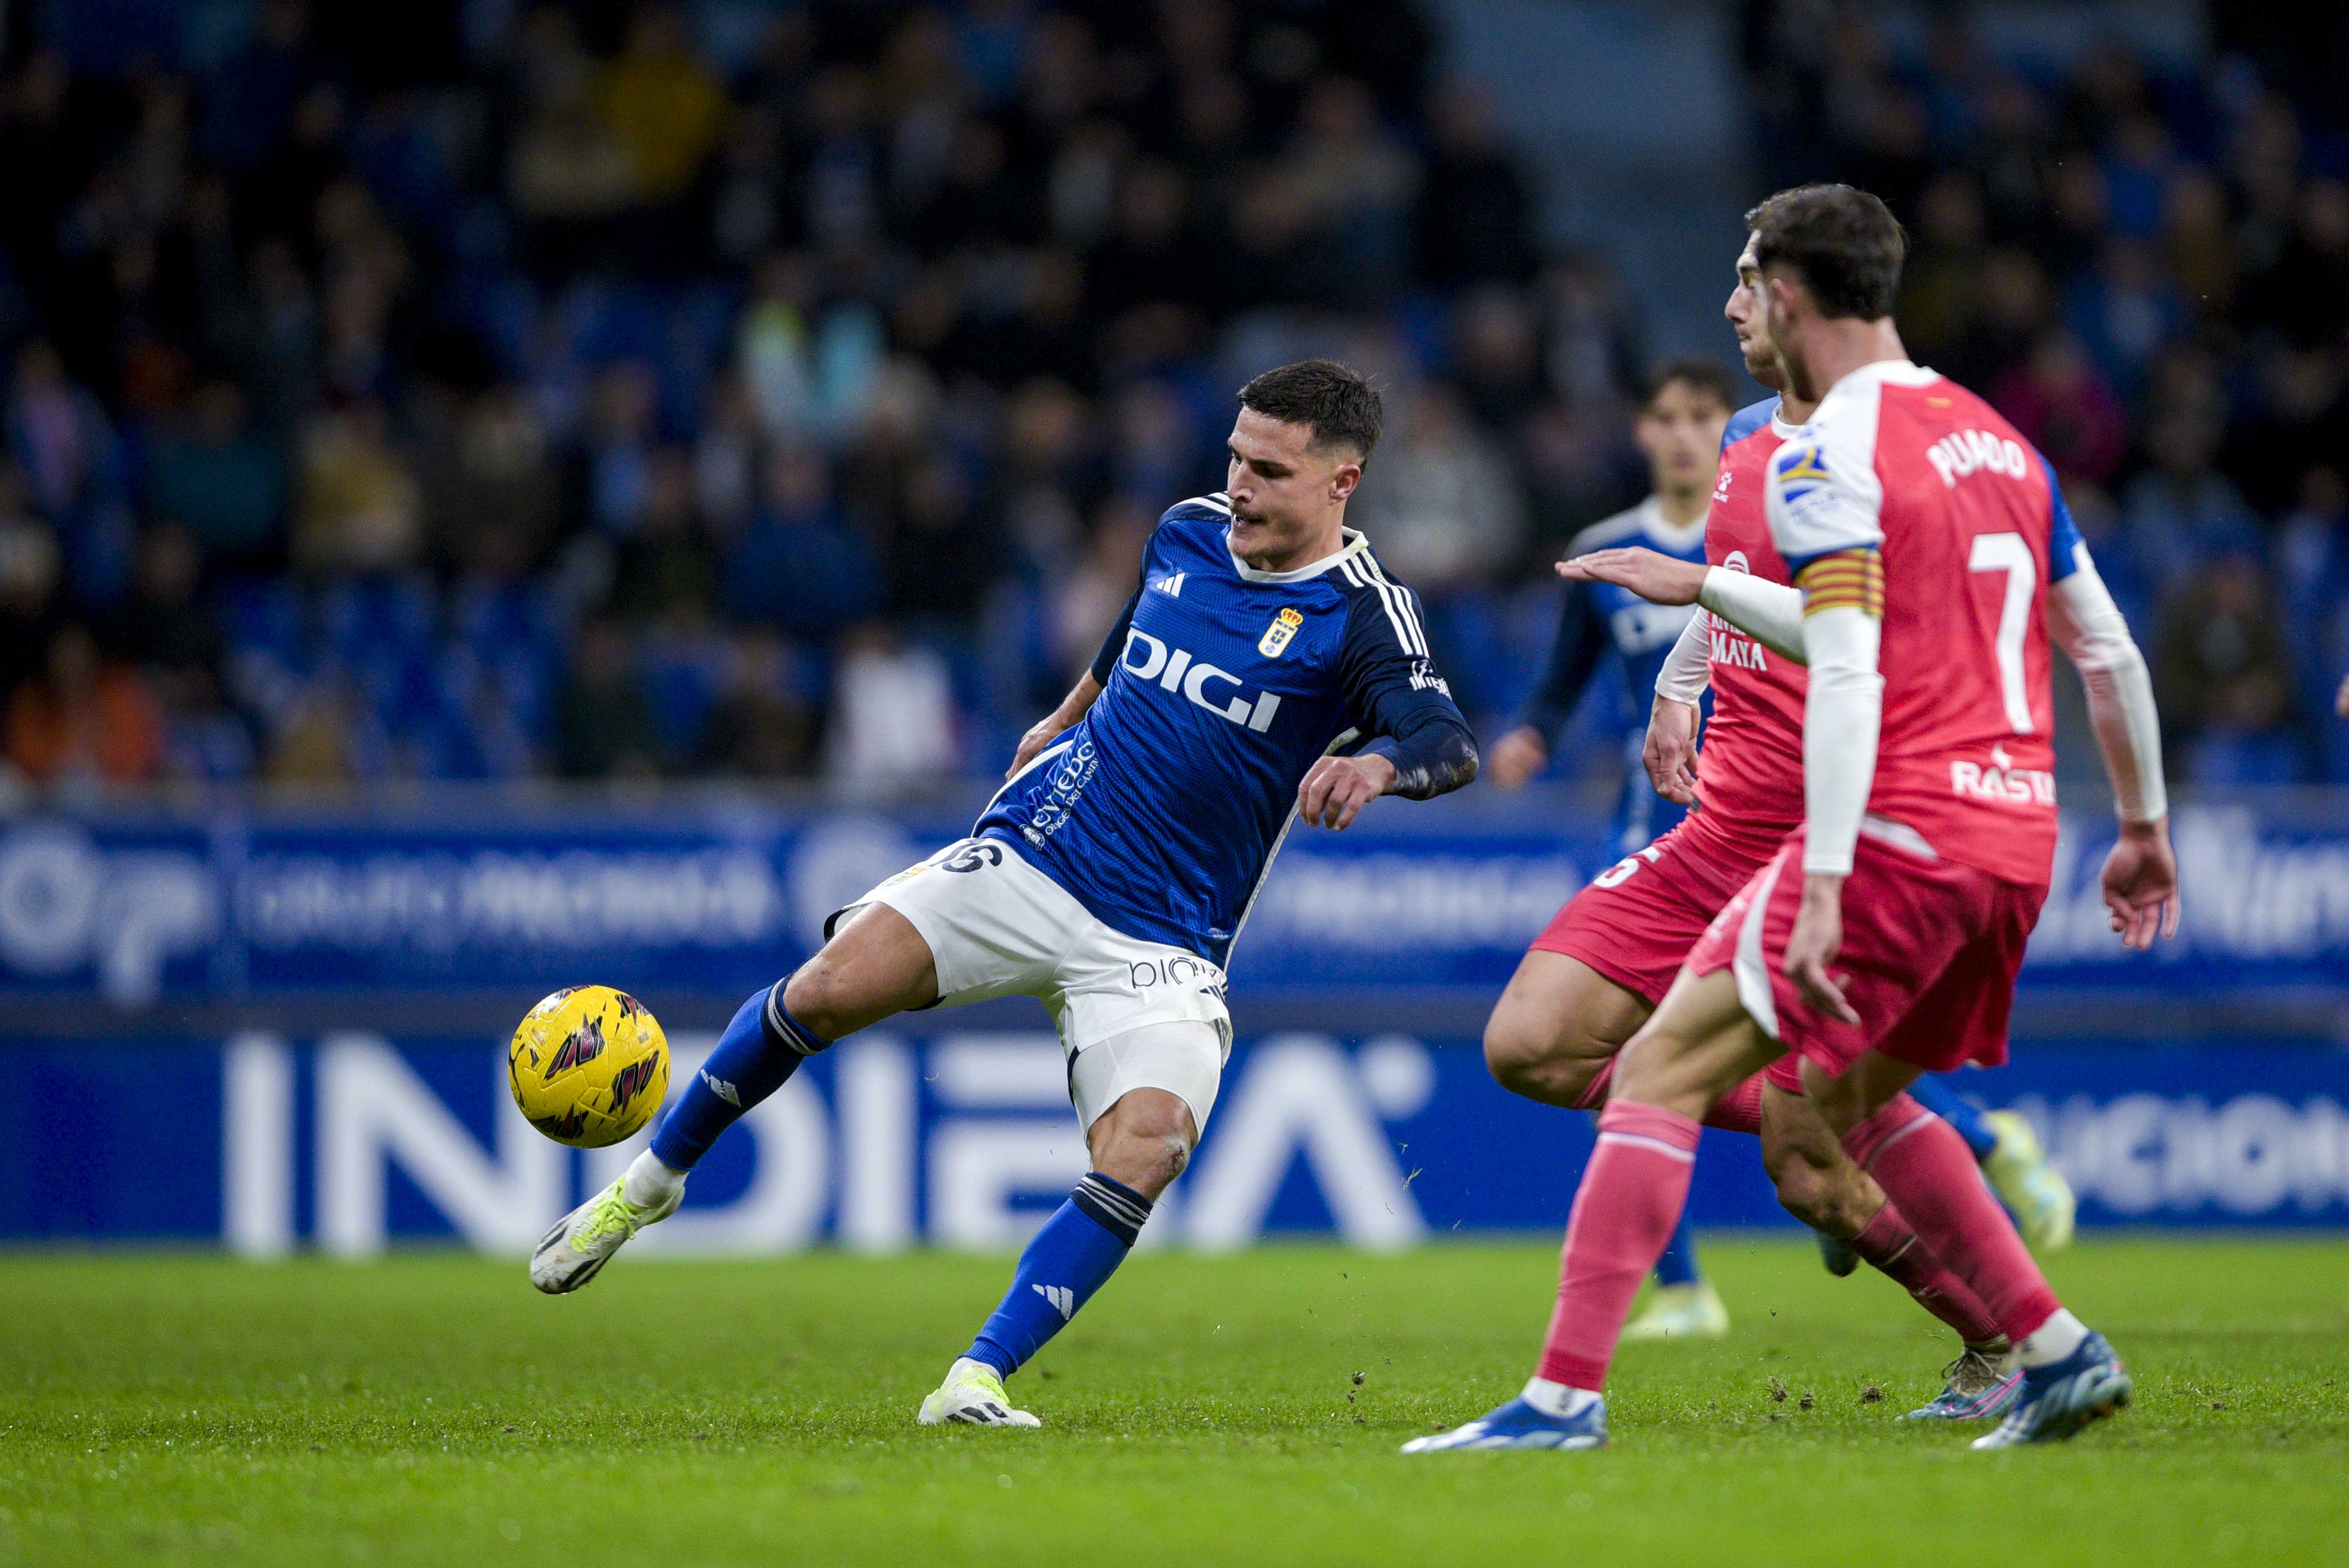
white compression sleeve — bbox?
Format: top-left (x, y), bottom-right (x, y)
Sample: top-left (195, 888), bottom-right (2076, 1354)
top-left (1800, 606), bottom-right (1882, 875)
top-left (1697, 569), bottom-right (1808, 663)
top-left (2049, 553), bottom-right (2168, 824)
top-left (1655, 611), bottom-right (1712, 703)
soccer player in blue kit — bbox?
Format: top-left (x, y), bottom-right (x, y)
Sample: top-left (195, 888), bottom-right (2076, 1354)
top-left (530, 360), bottom-right (1479, 1427)
top-left (1484, 359), bottom-right (1739, 1340)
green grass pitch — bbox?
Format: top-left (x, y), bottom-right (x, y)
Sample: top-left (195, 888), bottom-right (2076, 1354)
top-left (3, 1238), bottom-right (2343, 1566)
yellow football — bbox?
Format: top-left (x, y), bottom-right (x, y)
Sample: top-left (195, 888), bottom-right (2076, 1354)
top-left (507, 985), bottom-right (670, 1148)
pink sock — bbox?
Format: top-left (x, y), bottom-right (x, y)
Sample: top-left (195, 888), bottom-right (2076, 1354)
top-left (1847, 1094), bottom-right (2059, 1343)
top-left (1848, 1203), bottom-right (2005, 1347)
top-left (1536, 1101), bottom-right (1702, 1391)
top-left (1703, 1074), bottom-right (1764, 1135)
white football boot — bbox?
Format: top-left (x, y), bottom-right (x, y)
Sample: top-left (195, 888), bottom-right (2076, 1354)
top-left (530, 1177), bottom-right (679, 1294)
top-left (1620, 1280), bottom-right (1731, 1341)
top-left (917, 1357), bottom-right (1041, 1428)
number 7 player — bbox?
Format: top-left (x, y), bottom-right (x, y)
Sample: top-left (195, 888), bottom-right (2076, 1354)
top-left (1414, 183), bottom-right (2176, 1453)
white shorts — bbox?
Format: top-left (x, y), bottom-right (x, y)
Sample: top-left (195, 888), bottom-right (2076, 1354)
top-left (838, 837), bottom-right (1233, 1133)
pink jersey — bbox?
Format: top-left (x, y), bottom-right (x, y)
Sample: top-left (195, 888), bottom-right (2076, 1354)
top-left (1694, 413), bottom-right (1809, 862)
top-left (1765, 361), bottom-right (2061, 888)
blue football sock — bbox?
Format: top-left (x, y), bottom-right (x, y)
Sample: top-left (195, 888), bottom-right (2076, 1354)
top-left (966, 1174), bottom-right (1152, 1379)
top-left (648, 981), bottom-right (828, 1170)
top-left (1910, 1076), bottom-right (1999, 1162)
top-left (1651, 1204), bottom-right (1704, 1289)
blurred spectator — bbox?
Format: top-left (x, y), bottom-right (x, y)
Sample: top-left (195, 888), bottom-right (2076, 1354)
top-left (600, 6), bottom-right (728, 209)
top-left (0, 470), bottom-right (63, 696)
top-left (1349, 383), bottom-right (1527, 593)
top-left (1990, 332), bottom-right (2127, 489)
top-left (2154, 552), bottom-right (2301, 784)
top-left (143, 381), bottom-right (285, 562)
top-left (292, 399), bottom-right (421, 573)
top-left (1416, 79), bottom-right (1536, 287)
top-left (697, 629), bottom-right (817, 778)
top-left (555, 617), bottom-right (662, 779)
top-left (6, 623), bottom-right (164, 784)
top-left (826, 620), bottom-right (959, 786)
top-left (104, 525), bottom-right (222, 678)
top-left (2118, 398), bottom-right (2260, 602)
top-left (727, 445), bottom-right (879, 641)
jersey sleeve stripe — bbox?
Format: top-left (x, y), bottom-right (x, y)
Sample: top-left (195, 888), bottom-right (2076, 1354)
top-left (1338, 556), bottom-right (1427, 657)
top-left (1357, 553), bottom-right (1431, 656)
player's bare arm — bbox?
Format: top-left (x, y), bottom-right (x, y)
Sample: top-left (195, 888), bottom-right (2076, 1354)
top-left (1644, 609), bottom-right (1711, 806)
top-left (1298, 752), bottom-right (1396, 830)
top-left (1643, 696), bottom-right (1701, 805)
top-left (1485, 726), bottom-right (1549, 788)
top-left (1008, 671), bottom-right (1104, 778)
top-left (1566, 546), bottom-right (1811, 664)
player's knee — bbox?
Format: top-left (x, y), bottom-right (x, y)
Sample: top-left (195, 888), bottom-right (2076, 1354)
top-left (1765, 1144), bottom-right (1872, 1234)
top-left (780, 960), bottom-right (857, 1041)
top-left (1482, 1009), bottom-right (1603, 1107)
top-left (1088, 1090), bottom-right (1197, 1200)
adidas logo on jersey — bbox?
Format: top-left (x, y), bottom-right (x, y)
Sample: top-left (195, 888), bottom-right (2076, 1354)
top-left (1034, 1284), bottom-right (1075, 1319)
top-left (1119, 628), bottom-right (1283, 733)
top-left (1150, 572), bottom-right (1186, 597)
top-left (1925, 429), bottom-right (2030, 489)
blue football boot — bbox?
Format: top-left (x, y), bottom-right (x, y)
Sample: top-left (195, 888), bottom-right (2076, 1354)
top-left (1402, 1394), bottom-right (1607, 1453)
top-left (1905, 1345), bottom-right (2023, 1421)
top-left (1970, 1332), bottom-right (2130, 1449)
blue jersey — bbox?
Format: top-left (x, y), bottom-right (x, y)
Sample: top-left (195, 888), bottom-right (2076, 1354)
top-left (977, 495), bottom-right (1475, 966)
top-left (1520, 498), bottom-right (1709, 852)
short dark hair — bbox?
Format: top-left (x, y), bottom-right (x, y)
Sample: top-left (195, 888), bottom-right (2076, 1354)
top-left (1236, 359), bottom-right (1383, 463)
top-left (1639, 357), bottom-right (1738, 415)
top-left (1744, 184), bottom-right (1907, 320)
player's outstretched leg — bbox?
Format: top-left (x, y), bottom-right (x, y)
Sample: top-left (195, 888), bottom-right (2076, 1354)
top-left (1908, 1076), bottom-right (2075, 1251)
top-left (920, 1072), bottom-right (1203, 1429)
top-left (1830, 1064), bottom-right (2127, 1446)
top-left (531, 981), bottom-right (820, 1292)
top-left (1485, 954), bottom-right (1733, 1335)
top-left (1408, 968), bottom-right (1777, 1454)
top-left (534, 904), bottom-right (935, 1294)
top-left (1759, 1083), bottom-right (2019, 1420)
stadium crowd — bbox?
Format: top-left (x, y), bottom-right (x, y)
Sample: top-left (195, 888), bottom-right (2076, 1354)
top-left (0, 1), bottom-right (2340, 793)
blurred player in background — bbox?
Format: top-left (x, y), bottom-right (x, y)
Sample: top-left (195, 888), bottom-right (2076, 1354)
top-left (1486, 360), bottom-right (1736, 1340)
top-left (530, 361), bottom-right (1479, 1428)
top-left (1416, 184), bottom-right (2175, 1454)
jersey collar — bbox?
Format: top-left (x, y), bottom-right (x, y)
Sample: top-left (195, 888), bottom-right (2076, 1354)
top-left (1226, 525), bottom-right (1370, 583)
top-left (1638, 495), bottom-right (1706, 555)
top-left (1821, 358), bottom-right (1940, 403)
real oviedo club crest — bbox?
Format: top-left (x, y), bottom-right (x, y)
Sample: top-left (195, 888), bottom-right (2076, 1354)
top-left (1259, 608), bottom-right (1304, 658)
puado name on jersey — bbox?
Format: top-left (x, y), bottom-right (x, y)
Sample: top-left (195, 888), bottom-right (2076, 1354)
top-left (1925, 429), bottom-right (2031, 489)
top-left (1119, 627), bottom-right (1283, 732)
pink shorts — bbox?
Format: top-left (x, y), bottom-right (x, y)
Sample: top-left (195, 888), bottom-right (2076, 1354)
top-left (1531, 813), bottom-right (1771, 1006)
top-left (1686, 821), bottom-right (2046, 1081)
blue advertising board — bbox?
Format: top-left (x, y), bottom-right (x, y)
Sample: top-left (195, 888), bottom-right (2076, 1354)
top-left (0, 795), bottom-right (2343, 1010)
top-left (6, 1030), bottom-right (2346, 1249)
